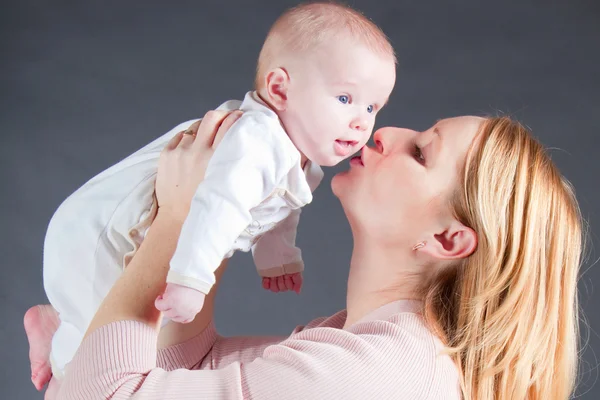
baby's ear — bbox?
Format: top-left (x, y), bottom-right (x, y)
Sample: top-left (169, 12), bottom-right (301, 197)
top-left (265, 68), bottom-right (290, 111)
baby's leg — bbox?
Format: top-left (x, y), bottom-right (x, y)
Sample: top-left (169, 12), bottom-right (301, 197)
top-left (42, 198), bottom-right (113, 384)
top-left (262, 272), bottom-right (302, 294)
top-left (23, 305), bottom-right (60, 390)
top-left (41, 171), bottom-right (155, 385)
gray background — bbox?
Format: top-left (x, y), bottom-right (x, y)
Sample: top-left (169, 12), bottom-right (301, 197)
top-left (2, 0), bottom-right (599, 398)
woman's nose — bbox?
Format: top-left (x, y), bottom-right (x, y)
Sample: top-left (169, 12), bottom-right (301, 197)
top-left (373, 127), bottom-right (418, 153)
top-left (373, 129), bottom-right (386, 152)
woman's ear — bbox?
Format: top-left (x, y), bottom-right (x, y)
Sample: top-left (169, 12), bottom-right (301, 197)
top-left (418, 220), bottom-right (477, 261)
top-left (265, 68), bottom-right (290, 111)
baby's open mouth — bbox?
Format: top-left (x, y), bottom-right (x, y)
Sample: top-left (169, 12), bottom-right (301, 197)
top-left (336, 139), bottom-right (358, 147)
top-left (334, 140), bottom-right (359, 157)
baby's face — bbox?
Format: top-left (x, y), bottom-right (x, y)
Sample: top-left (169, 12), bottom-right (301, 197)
top-left (280, 41), bottom-right (396, 166)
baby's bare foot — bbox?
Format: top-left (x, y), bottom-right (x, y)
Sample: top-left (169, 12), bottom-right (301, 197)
top-left (24, 305), bottom-right (60, 390)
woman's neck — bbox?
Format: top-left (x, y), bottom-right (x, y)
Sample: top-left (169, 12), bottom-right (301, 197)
top-left (344, 238), bottom-right (423, 329)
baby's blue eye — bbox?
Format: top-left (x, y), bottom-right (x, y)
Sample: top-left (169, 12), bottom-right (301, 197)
top-left (367, 105), bottom-right (374, 113)
top-left (337, 95), bottom-right (349, 104)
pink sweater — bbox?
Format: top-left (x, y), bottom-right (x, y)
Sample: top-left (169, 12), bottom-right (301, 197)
top-left (57, 300), bottom-right (460, 399)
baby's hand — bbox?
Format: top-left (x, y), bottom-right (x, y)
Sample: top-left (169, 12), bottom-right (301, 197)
top-left (262, 272), bottom-right (302, 294)
top-left (155, 283), bottom-right (206, 323)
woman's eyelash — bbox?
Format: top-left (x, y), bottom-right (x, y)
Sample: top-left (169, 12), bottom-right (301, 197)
top-left (413, 144), bottom-right (426, 164)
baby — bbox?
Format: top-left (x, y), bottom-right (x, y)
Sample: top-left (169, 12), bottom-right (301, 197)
top-left (25, 1), bottom-right (396, 390)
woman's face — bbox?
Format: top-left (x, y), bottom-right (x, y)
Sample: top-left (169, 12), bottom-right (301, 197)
top-left (332, 116), bottom-right (484, 245)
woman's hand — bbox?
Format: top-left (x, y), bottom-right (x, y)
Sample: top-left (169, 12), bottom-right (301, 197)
top-left (82, 110), bottom-right (242, 338)
top-left (155, 110), bottom-right (243, 223)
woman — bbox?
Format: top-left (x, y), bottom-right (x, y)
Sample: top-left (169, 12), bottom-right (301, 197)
top-left (34, 110), bottom-right (581, 399)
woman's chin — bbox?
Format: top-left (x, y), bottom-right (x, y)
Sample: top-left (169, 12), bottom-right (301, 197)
top-left (332, 172), bottom-right (360, 210)
top-left (330, 172), bottom-right (348, 198)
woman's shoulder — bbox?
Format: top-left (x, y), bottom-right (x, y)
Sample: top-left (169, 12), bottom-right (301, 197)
top-left (354, 312), bottom-right (461, 399)
top-left (385, 313), bottom-right (461, 398)
top-left (288, 306), bottom-right (461, 399)
top-left (290, 309), bottom-right (348, 333)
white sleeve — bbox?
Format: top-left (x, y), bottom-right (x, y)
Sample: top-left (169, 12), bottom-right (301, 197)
top-left (167, 114), bottom-right (293, 294)
top-left (251, 209), bottom-right (304, 278)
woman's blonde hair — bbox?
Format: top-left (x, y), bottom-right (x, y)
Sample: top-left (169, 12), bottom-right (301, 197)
top-left (423, 117), bottom-right (583, 399)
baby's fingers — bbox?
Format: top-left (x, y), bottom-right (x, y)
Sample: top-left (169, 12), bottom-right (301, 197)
top-left (291, 273), bottom-right (303, 294)
top-left (284, 275), bottom-right (294, 292)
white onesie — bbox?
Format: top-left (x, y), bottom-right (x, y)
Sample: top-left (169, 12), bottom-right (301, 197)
top-left (44, 91), bottom-right (323, 376)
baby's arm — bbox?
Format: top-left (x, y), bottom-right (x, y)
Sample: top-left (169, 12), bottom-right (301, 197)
top-left (252, 208), bottom-right (304, 294)
top-left (157, 114), bottom-right (293, 322)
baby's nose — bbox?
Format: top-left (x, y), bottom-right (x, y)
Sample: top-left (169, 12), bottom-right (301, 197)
top-left (351, 117), bottom-right (369, 131)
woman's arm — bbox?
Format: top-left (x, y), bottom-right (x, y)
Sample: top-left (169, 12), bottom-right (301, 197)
top-left (84, 212), bottom-right (185, 337)
top-left (83, 112), bottom-right (242, 367)
top-left (84, 112), bottom-right (238, 340)
top-left (157, 259), bottom-right (227, 350)
top-left (78, 110), bottom-right (287, 377)
top-left (59, 314), bottom-right (445, 400)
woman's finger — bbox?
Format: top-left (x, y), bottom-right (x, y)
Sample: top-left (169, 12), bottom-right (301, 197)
top-left (186, 120), bottom-right (201, 136)
top-left (212, 110), bottom-right (243, 148)
top-left (165, 131), bottom-right (184, 151)
top-left (178, 131), bottom-right (196, 148)
top-left (193, 110), bottom-right (231, 149)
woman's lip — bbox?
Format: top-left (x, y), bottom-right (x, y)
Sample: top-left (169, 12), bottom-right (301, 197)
top-left (350, 155), bottom-right (363, 166)
top-left (334, 140), bottom-right (358, 157)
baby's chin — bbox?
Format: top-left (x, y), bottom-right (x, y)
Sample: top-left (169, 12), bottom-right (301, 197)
top-left (310, 153), bottom-right (347, 167)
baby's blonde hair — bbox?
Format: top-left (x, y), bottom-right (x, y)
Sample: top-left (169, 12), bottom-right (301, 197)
top-left (423, 117), bottom-right (582, 399)
top-left (255, 1), bottom-right (396, 90)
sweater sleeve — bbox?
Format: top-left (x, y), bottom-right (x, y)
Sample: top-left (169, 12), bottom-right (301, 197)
top-left (57, 314), bottom-right (454, 400)
top-left (156, 321), bottom-right (286, 372)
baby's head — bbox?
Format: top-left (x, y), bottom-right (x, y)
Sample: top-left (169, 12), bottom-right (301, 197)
top-left (256, 2), bottom-right (397, 166)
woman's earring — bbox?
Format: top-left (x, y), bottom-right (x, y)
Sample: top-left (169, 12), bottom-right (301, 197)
top-left (412, 241), bottom-right (426, 251)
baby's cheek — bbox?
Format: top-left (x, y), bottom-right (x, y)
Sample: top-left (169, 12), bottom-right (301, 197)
top-left (360, 133), bottom-right (372, 148)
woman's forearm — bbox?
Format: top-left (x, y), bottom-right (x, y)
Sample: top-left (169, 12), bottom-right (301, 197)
top-left (158, 258), bottom-right (228, 349)
top-left (84, 206), bottom-right (228, 348)
top-left (84, 212), bottom-right (184, 337)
